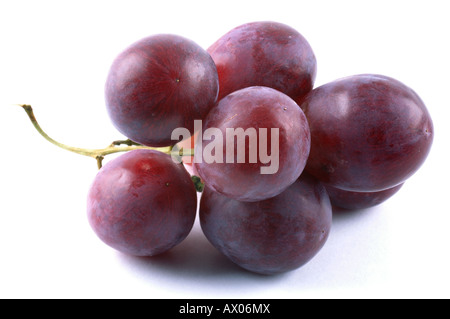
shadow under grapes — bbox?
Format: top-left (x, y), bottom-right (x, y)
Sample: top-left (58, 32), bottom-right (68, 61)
top-left (116, 225), bottom-right (288, 284)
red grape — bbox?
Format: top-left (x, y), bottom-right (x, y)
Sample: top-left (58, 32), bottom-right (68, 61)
top-left (208, 21), bottom-right (316, 102)
top-left (87, 150), bottom-right (197, 256)
top-left (194, 86), bottom-right (311, 202)
top-left (105, 34), bottom-right (219, 147)
top-left (200, 174), bottom-right (332, 275)
top-left (300, 74), bottom-right (433, 192)
top-left (325, 184), bottom-right (404, 211)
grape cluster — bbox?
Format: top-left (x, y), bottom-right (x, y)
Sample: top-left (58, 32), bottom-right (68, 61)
top-left (87, 21), bottom-right (433, 275)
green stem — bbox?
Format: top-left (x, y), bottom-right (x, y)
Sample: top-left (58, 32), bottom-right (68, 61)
top-left (109, 139), bottom-right (142, 147)
top-left (191, 175), bottom-right (205, 193)
top-left (19, 104), bottom-right (192, 168)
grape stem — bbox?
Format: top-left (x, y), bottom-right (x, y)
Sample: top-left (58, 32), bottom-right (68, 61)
top-left (18, 104), bottom-right (194, 169)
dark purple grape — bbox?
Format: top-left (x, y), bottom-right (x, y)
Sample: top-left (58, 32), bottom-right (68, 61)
top-left (300, 74), bottom-right (433, 192)
top-left (105, 34), bottom-right (219, 147)
top-left (325, 184), bottom-right (404, 211)
top-left (194, 86), bottom-right (311, 202)
top-left (200, 174), bottom-right (332, 275)
top-left (87, 150), bottom-right (197, 256)
top-left (208, 21), bottom-right (316, 102)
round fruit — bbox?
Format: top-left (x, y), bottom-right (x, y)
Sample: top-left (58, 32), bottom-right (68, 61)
top-left (300, 74), bottom-right (433, 192)
top-left (87, 150), bottom-right (197, 257)
top-left (105, 34), bottom-right (219, 147)
top-left (194, 86), bottom-right (311, 202)
top-left (325, 183), bottom-right (404, 211)
top-left (200, 174), bottom-right (332, 275)
top-left (208, 21), bottom-right (316, 102)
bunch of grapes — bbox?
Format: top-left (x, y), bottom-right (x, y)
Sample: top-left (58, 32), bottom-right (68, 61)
top-left (22, 21), bottom-right (434, 275)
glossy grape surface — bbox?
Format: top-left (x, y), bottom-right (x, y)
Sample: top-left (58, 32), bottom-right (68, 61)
top-left (208, 21), bottom-right (316, 102)
top-left (325, 184), bottom-right (404, 211)
top-left (105, 34), bottom-right (219, 147)
top-left (300, 74), bottom-right (433, 192)
top-left (194, 86), bottom-right (311, 202)
top-left (87, 150), bottom-right (197, 256)
top-left (200, 174), bottom-right (332, 275)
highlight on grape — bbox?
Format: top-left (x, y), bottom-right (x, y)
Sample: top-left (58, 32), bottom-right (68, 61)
top-left (171, 120), bottom-right (280, 175)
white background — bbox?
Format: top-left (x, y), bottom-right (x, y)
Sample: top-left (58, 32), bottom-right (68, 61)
top-left (1, 0), bottom-right (449, 299)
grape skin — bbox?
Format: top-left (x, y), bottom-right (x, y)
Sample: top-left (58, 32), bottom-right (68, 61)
top-left (200, 174), bottom-right (332, 275)
top-left (208, 21), bottom-right (316, 103)
top-left (105, 34), bottom-right (219, 147)
top-left (87, 150), bottom-right (197, 257)
top-left (194, 86), bottom-right (311, 202)
top-left (325, 184), bottom-right (404, 211)
top-left (300, 74), bottom-right (434, 192)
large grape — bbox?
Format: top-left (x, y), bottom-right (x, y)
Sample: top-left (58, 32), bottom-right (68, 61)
top-left (87, 150), bottom-right (197, 256)
top-left (200, 174), bottom-right (332, 275)
top-left (208, 21), bottom-right (316, 102)
top-left (105, 34), bottom-right (219, 147)
top-left (194, 86), bottom-right (311, 202)
top-left (300, 74), bottom-right (433, 192)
